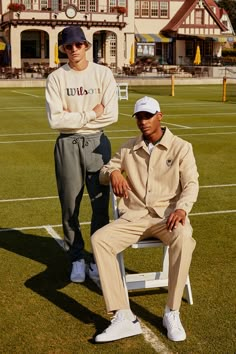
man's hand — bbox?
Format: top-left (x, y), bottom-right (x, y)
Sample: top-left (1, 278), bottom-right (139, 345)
top-left (110, 170), bottom-right (131, 199)
top-left (166, 209), bottom-right (186, 232)
top-left (93, 103), bottom-right (104, 118)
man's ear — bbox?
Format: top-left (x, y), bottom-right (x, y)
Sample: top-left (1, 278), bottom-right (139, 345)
top-left (157, 112), bottom-right (163, 121)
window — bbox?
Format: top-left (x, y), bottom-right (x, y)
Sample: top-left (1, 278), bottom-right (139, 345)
top-left (155, 43), bottom-right (162, 56)
top-left (137, 43), bottom-right (155, 57)
top-left (160, 2), bottom-right (168, 17)
top-left (186, 41), bottom-right (194, 57)
top-left (41, 0), bottom-right (48, 9)
top-left (151, 1), bottom-right (158, 17)
top-left (135, 0), bottom-right (168, 18)
top-left (109, 33), bottom-right (117, 64)
top-left (141, 1), bottom-right (149, 17)
top-left (51, 0), bottom-right (59, 10)
top-left (79, 0), bottom-right (86, 12)
top-left (135, 1), bottom-right (140, 16)
top-left (89, 0), bottom-right (96, 12)
top-left (222, 20), bottom-right (228, 30)
top-left (195, 9), bottom-right (204, 25)
top-left (204, 41), bottom-right (212, 56)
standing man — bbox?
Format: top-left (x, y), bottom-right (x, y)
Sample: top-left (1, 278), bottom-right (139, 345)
top-left (45, 26), bottom-right (118, 283)
top-left (92, 96), bottom-right (199, 342)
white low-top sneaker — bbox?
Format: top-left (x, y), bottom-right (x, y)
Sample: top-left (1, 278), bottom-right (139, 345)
top-left (163, 307), bottom-right (186, 341)
top-left (95, 310), bottom-right (142, 343)
top-left (70, 259), bottom-right (86, 283)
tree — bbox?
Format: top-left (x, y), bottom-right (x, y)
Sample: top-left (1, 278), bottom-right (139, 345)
top-left (217, 0), bottom-right (236, 32)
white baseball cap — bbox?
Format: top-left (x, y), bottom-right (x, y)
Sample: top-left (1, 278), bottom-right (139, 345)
top-left (133, 96), bottom-right (161, 116)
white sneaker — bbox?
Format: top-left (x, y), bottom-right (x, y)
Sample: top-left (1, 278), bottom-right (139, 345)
top-left (163, 307), bottom-right (186, 341)
top-left (95, 310), bottom-right (142, 343)
top-left (70, 259), bottom-right (86, 283)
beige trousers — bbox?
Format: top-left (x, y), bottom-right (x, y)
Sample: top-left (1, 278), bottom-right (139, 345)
top-left (91, 214), bottom-right (196, 313)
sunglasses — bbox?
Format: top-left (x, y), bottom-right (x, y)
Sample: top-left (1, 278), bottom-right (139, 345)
top-left (64, 42), bottom-right (85, 51)
top-left (135, 112), bottom-right (157, 120)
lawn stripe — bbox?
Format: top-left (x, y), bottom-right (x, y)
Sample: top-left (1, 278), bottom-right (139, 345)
top-left (0, 184), bottom-right (235, 203)
top-left (1, 131), bottom-right (236, 144)
top-left (11, 90), bottom-right (41, 98)
top-left (0, 209), bottom-right (236, 232)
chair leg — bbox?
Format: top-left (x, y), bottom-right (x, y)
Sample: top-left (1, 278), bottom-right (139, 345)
top-left (184, 275), bottom-right (193, 305)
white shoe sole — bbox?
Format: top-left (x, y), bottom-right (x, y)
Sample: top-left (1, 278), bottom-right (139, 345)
top-left (70, 276), bottom-right (85, 283)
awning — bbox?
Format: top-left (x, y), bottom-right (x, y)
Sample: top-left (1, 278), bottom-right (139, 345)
top-left (135, 33), bottom-right (173, 43)
top-left (197, 34), bottom-right (236, 43)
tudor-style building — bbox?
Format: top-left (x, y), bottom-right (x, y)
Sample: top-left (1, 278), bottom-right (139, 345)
top-left (0, 0), bottom-right (235, 70)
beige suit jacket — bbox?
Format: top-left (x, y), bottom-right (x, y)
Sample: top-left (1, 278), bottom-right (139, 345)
top-left (99, 127), bottom-right (199, 221)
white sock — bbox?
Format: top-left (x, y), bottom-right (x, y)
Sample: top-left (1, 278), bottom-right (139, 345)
top-left (117, 309), bottom-right (136, 321)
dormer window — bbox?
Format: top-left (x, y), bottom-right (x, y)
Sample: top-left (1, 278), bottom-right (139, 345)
top-left (195, 9), bottom-right (204, 25)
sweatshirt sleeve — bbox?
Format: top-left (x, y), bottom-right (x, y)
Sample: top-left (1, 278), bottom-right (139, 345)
top-left (45, 73), bottom-right (96, 130)
top-left (86, 68), bottom-right (118, 129)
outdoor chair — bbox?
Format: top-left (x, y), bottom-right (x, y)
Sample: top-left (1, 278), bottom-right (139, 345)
top-left (111, 187), bottom-right (193, 305)
top-left (117, 82), bottom-right (128, 100)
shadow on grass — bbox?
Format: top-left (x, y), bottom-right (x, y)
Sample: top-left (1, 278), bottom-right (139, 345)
top-left (0, 228), bottom-right (175, 340)
top-left (0, 229), bottom-right (106, 329)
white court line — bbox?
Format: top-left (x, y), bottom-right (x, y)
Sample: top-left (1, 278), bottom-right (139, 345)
top-left (140, 322), bottom-right (172, 354)
top-left (120, 112), bottom-right (236, 118)
top-left (1, 131), bottom-right (236, 144)
top-left (44, 225), bottom-right (65, 248)
top-left (0, 184), bottom-right (235, 203)
top-left (0, 209), bottom-right (236, 233)
top-left (189, 210), bottom-right (236, 216)
top-left (164, 122), bottom-right (190, 128)
top-left (1, 125), bottom-right (236, 138)
top-left (11, 90), bottom-right (41, 98)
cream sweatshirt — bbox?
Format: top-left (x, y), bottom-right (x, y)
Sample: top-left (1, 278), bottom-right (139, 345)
top-left (45, 62), bottom-right (118, 134)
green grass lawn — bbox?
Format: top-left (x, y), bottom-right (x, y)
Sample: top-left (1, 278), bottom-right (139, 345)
top-left (0, 85), bottom-right (235, 353)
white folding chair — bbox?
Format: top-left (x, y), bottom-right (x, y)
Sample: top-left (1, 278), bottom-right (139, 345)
top-left (111, 188), bottom-right (193, 305)
top-left (117, 82), bottom-right (128, 100)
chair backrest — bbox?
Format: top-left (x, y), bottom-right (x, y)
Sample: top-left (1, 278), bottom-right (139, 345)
top-left (117, 82), bottom-right (128, 100)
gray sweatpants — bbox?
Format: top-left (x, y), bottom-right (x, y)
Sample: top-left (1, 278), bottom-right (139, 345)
top-left (54, 131), bottom-right (111, 263)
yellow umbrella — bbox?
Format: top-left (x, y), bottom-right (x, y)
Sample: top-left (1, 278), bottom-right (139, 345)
top-left (54, 43), bottom-right (59, 65)
top-left (0, 42), bottom-right (6, 51)
top-left (129, 43), bottom-right (135, 65)
top-left (194, 45), bottom-right (201, 65)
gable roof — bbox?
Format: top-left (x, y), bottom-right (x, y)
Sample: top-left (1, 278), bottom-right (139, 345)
top-left (161, 0), bottom-right (228, 33)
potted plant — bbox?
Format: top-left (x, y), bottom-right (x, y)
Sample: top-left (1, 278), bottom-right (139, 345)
top-left (7, 3), bottom-right (25, 11)
top-left (116, 6), bottom-right (127, 14)
top-left (110, 6), bottom-right (127, 14)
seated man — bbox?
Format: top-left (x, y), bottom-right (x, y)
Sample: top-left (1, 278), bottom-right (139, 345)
top-left (92, 96), bottom-right (199, 343)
